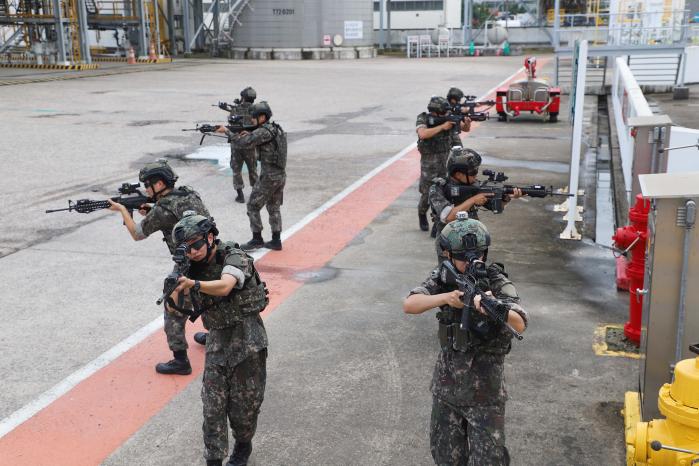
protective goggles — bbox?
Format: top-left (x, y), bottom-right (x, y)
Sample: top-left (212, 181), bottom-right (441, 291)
top-left (186, 237), bottom-right (208, 252)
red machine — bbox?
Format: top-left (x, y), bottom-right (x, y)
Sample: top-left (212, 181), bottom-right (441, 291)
top-left (611, 194), bottom-right (651, 346)
top-left (496, 57), bottom-right (561, 122)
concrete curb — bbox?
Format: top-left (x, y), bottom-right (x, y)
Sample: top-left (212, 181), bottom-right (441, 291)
top-left (249, 48), bottom-right (273, 60)
top-left (272, 48), bottom-right (303, 60)
top-left (332, 47), bottom-right (357, 60)
top-left (302, 48), bottom-right (333, 60)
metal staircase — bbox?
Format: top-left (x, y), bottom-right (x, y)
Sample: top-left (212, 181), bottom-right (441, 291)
top-left (188, 0), bottom-right (254, 53)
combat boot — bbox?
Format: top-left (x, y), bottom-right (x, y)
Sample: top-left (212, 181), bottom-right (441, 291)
top-left (418, 213), bottom-right (429, 232)
top-left (235, 189), bottom-right (245, 204)
top-left (226, 441), bottom-right (252, 466)
top-left (264, 231), bottom-right (282, 251)
top-left (193, 332), bottom-right (208, 345)
top-left (241, 232), bottom-right (264, 251)
top-left (155, 351), bottom-right (191, 375)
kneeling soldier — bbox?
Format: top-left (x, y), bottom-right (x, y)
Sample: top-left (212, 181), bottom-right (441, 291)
top-left (403, 215), bottom-right (528, 465)
top-left (170, 213), bottom-right (269, 466)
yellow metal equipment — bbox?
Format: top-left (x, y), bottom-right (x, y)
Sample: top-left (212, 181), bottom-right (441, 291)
top-left (625, 343), bottom-right (699, 465)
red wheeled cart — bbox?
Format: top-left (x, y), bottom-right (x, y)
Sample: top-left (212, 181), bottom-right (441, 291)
top-left (495, 57), bottom-right (561, 123)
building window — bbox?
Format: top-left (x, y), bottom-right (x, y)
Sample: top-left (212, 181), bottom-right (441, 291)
top-left (373, 1), bottom-right (444, 12)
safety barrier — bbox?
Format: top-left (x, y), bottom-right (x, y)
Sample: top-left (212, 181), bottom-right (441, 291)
top-left (610, 57), bottom-right (654, 193)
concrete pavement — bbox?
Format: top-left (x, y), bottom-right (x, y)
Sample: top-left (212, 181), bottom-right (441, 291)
top-left (0, 56), bottom-right (634, 465)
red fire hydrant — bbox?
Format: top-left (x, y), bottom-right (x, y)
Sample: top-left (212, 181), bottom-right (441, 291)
top-left (612, 194), bottom-right (651, 345)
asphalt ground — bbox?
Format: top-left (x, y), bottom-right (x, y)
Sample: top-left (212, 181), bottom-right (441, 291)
top-left (0, 56), bottom-right (635, 465)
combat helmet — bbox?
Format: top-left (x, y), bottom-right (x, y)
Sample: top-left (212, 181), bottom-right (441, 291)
top-left (251, 101), bottom-right (272, 120)
top-left (438, 214), bottom-right (491, 262)
top-left (139, 160), bottom-right (178, 187)
top-left (447, 87), bottom-right (464, 102)
top-left (240, 86), bottom-right (257, 103)
top-left (172, 211), bottom-right (219, 246)
top-left (427, 96), bottom-right (450, 114)
top-left (447, 147), bottom-right (482, 178)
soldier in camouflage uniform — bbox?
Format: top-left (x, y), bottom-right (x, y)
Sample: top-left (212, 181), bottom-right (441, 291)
top-left (170, 213), bottom-right (268, 466)
top-left (229, 101), bottom-right (287, 252)
top-left (446, 87), bottom-right (472, 148)
top-left (223, 87), bottom-right (258, 204)
top-left (429, 147), bottom-right (522, 240)
top-left (416, 96), bottom-right (456, 232)
top-left (108, 160), bottom-right (211, 375)
top-left (403, 216), bottom-right (528, 465)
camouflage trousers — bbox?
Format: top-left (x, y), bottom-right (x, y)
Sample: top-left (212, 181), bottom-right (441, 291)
top-left (202, 349), bottom-right (267, 461)
top-left (419, 153), bottom-right (448, 215)
top-left (231, 146), bottom-right (258, 190)
top-left (430, 397), bottom-right (510, 466)
top-left (247, 174), bottom-right (285, 233)
top-left (164, 306), bottom-right (188, 352)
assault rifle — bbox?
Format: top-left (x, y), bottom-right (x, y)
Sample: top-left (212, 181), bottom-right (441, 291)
top-left (445, 169), bottom-right (574, 214)
top-left (156, 244), bottom-right (205, 322)
top-left (453, 95), bottom-right (496, 122)
top-left (439, 259), bottom-right (524, 341)
top-left (45, 182), bottom-right (150, 216)
top-left (214, 98), bottom-right (248, 112)
top-left (182, 115), bottom-right (256, 145)
top-left (426, 113), bottom-right (466, 134)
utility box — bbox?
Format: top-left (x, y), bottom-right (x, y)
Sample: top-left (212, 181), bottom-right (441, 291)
top-left (639, 172), bottom-right (699, 420)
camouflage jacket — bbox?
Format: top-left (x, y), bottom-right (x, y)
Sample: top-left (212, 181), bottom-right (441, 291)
top-left (409, 263), bottom-right (528, 407)
top-left (416, 112), bottom-right (453, 156)
top-left (137, 186), bottom-right (210, 254)
top-left (428, 177), bottom-right (480, 235)
top-left (228, 102), bottom-right (256, 153)
top-left (234, 122), bottom-right (286, 179)
top-left (187, 240), bottom-right (269, 367)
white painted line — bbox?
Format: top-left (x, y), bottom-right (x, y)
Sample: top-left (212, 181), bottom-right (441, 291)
top-left (0, 318), bottom-right (163, 438)
top-left (0, 65), bottom-right (527, 440)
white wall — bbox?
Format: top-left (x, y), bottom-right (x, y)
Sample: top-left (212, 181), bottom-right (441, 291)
top-left (668, 126), bottom-right (699, 171)
top-left (373, 0), bottom-right (462, 30)
top-left (684, 46), bottom-right (699, 84)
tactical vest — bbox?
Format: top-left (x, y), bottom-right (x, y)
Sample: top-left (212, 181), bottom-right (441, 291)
top-left (155, 186), bottom-right (210, 253)
top-left (188, 241), bottom-right (269, 330)
top-left (417, 112), bottom-right (452, 155)
top-left (231, 102), bottom-right (254, 126)
top-left (435, 263), bottom-right (515, 355)
top-left (258, 122), bottom-right (287, 170)
top-left (440, 182), bottom-right (480, 221)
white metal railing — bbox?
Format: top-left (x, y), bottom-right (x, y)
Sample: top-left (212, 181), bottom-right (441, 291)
top-left (611, 57), bottom-right (654, 191)
top-left (556, 10), bottom-right (690, 48)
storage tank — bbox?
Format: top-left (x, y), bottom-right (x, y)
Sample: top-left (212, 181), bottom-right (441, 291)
top-left (232, 0), bottom-right (374, 48)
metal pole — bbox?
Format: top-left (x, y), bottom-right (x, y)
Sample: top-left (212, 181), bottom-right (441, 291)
top-left (386, 0), bottom-right (391, 50)
top-left (183, 0), bottom-right (192, 53)
top-left (674, 200), bottom-right (696, 365)
top-left (166, 0), bottom-right (175, 56)
top-left (52, 0), bottom-right (68, 64)
top-left (193, 0), bottom-right (204, 50)
top-left (153, 0), bottom-right (161, 56)
top-left (136, 0), bottom-right (148, 57)
top-left (553, 0), bottom-right (561, 50)
top-left (463, 0), bottom-right (471, 45)
top-left (379, 0), bottom-right (385, 49)
top-left (76, 0), bottom-right (91, 63)
top-left (212, 0), bottom-right (219, 56)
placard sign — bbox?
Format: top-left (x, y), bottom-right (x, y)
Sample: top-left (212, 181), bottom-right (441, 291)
top-left (344, 21), bottom-right (363, 40)
top-left (323, 35), bottom-right (331, 46)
